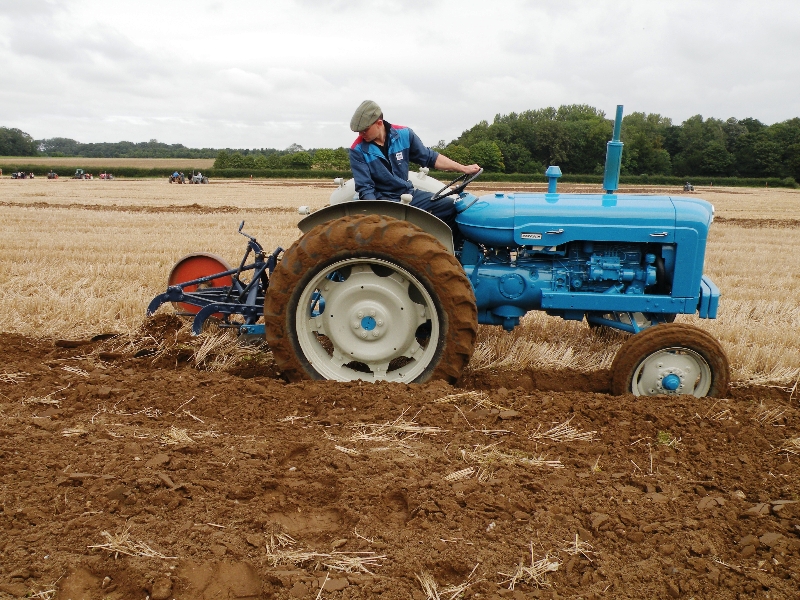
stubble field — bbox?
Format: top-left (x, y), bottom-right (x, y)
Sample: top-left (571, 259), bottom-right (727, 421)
top-left (0, 177), bottom-right (798, 600)
top-left (0, 157), bottom-right (216, 170)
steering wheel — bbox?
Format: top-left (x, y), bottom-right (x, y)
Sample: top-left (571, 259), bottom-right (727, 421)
top-left (431, 168), bottom-right (483, 202)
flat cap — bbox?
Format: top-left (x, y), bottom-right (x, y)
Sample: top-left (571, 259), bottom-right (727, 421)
top-left (350, 100), bottom-right (382, 132)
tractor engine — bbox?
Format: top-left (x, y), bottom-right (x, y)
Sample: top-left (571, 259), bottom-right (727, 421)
top-left (453, 166), bottom-right (715, 331)
top-left (460, 240), bottom-right (664, 329)
top-left (526, 242), bottom-right (658, 294)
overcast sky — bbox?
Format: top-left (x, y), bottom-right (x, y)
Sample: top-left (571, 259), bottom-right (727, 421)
top-left (1, 0), bottom-right (798, 150)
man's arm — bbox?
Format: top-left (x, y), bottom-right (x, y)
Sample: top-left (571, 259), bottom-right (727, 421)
top-left (349, 148), bottom-right (377, 200)
top-left (434, 154), bottom-right (481, 175)
top-left (407, 128), bottom-right (481, 174)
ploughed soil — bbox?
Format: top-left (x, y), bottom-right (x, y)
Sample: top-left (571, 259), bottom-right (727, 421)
top-left (1, 317), bottom-right (798, 600)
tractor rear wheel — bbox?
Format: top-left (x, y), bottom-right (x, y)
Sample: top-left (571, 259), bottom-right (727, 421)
top-left (611, 323), bottom-right (729, 397)
top-left (264, 214), bottom-right (477, 383)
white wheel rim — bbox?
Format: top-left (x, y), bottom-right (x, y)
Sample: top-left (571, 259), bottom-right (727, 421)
top-left (631, 346), bottom-right (712, 397)
top-left (295, 257), bottom-right (439, 382)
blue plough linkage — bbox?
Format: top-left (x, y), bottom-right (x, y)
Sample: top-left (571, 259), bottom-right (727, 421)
top-left (147, 221), bottom-right (282, 336)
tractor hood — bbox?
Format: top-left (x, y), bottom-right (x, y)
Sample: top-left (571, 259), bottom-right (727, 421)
top-left (455, 192), bottom-right (714, 247)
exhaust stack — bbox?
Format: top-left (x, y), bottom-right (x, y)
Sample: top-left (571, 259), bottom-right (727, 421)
top-left (603, 105), bottom-right (624, 194)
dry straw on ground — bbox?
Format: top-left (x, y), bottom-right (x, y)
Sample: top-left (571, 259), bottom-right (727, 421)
top-left (326, 409), bottom-right (444, 457)
top-left (752, 402), bottom-right (786, 427)
top-left (561, 534), bottom-right (596, 562)
top-left (263, 533), bottom-right (385, 574)
top-left (416, 568), bottom-right (480, 600)
top-left (88, 526), bottom-right (176, 559)
top-left (1, 178), bottom-right (798, 387)
top-left (498, 543), bottom-right (560, 590)
top-left (346, 410), bottom-right (444, 442)
top-left (454, 442), bottom-right (564, 482)
top-left (776, 436), bottom-right (800, 455)
top-left (0, 371), bottom-right (29, 383)
top-left (528, 417), bottom-right (597, 443)
top-left (434, 390), bottom-right (508, 411)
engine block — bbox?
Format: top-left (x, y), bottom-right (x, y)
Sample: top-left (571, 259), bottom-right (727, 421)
top-left (462, 240), bottom-right (672, 330)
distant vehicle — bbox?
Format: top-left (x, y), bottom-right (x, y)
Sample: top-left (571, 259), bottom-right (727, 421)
top-left (169, 171), bottom-right (185, 184)
top-left (684, 182), bottom-right (695, 192)
top-left (190, 171), bottom-right (209, 184)
top-left (99, 172), bottom-right (114, 180)
top-left (73, 169), bottom-right (93, 180)
top-left (11, 171), bottom-right (34, 179)
top-left (47, 170), bottom-right (58, 179)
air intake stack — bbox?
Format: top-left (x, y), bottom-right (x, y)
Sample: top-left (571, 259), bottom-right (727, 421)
top-left (603, 105), bottom-right (624, 194)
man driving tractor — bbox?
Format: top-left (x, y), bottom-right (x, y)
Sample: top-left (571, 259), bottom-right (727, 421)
top-left (348, 100), bottom-right (480, 231)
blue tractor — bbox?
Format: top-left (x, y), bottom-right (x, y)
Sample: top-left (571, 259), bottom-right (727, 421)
top-left (149, 105), bottom-right (729, 397)
top-left (263, 106), bottom-right (728, 397)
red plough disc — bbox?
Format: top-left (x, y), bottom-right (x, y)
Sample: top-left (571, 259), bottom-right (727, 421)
top-left (168, 253), bottom-right (233, 315)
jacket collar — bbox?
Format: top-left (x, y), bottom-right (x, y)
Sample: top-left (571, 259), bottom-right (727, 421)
top-left (359, 122), bottom-right (399, 159)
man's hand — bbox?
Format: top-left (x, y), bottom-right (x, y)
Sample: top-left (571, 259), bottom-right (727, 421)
top-left (460, 163), bottom-right (481, 175)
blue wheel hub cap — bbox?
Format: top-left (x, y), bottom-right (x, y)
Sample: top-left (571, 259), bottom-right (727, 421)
top-left (360, 315), bottom-right (377, 331)
top-left (662, 373), bottom-right (681, 391)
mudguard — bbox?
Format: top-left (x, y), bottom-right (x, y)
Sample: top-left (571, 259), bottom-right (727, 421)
top-left (298, 200), bottom-right (454, 254)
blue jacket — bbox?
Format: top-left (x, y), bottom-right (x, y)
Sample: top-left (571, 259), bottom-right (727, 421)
top-left (349, 123), bottom-right (439, 200)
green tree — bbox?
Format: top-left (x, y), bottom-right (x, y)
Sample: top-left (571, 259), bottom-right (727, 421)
top-left (313, 148), bottom-right (336, 169)
top-left (785, 143), bottom-right (800, 181)
top-left (214, 150), bottom-right (230, 169)
top-left (469, 141), bottom-right (504, 172)
top-left (700, 141), bottom-right (734, 176)
top-left (280, 151), bottom-right (313, 169)
top-left (771, 118), bottom-right (800, 179)
top-left (313, 147), bottom-right (350, 170)
top-left (0, 127), bottom-right (37, 156)
top-left (621, 112), bottom-right (673, 175)
top-left (671, 115), bottom-right (729, 176)
top-left (721, 117), bottom-right (748, 152)
top-left (331, 148), bottom-right (350, 170)
top-left (227, 152), bottom-right (245, 168)
top-left (442, 144), bottom-right (471, 166)
top-left (38, 137), bottom-right (80, 156)
top-left (533, 120), bottom-right (570, 167)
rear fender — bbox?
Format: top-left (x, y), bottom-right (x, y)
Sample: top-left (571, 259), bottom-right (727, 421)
top-left (298, 200), bottom-right (454, 254)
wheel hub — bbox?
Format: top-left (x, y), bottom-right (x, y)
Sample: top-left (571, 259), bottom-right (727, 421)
top-left (350, 306), bottom-right (387, 340)
top-left (295, 258), bottom-right (437, 382)
top-left (660, 372), bottom-right (682, 392)
top-left (319, 271), bottom-right (423, 362)
top-left (632, 347), bottom-right (711, 397)
top-left (650, 362), bottom-right (691, 395)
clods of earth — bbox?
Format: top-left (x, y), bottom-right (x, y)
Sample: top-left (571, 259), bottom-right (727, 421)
top-left (1, 316), bottom-right (798, 599)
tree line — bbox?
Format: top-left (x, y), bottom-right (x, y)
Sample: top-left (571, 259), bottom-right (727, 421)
top-left (4, 105), bottom-right (800, 182)
top-left (212, 146), bottom-right (350, 170)
top-left (437, 105), bottom-right (800, 182)
top-left (36, 137), bottom-right (219, 159)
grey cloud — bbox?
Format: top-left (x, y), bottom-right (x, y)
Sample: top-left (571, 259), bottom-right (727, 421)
top-left (1, 0), bottom-right (799, 148)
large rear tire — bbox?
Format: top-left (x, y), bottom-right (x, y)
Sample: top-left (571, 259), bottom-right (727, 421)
top-left (265, 215), bottom-right (477, 383)
top-left (611, 323), bottom-right (729, 397)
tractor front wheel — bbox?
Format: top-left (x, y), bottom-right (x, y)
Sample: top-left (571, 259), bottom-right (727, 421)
top-left (611, 323), bottom-right (729, 397)
top-left (264, 215), bottom-right (477, 383)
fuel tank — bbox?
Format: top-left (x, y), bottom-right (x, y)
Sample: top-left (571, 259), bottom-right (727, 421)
top-left (455, 192), bottom-right (714, 247)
